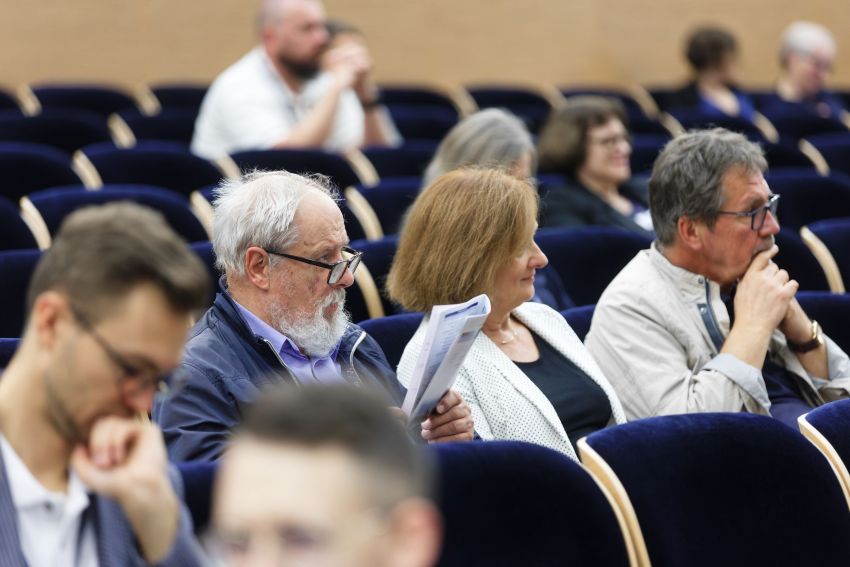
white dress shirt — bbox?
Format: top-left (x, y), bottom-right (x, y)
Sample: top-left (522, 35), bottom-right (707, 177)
top-left (0, 434), bottom-right (98, 567)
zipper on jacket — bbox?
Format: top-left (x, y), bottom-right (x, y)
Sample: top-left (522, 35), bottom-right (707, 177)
top-left (698, 279), bottom-right (725, 352)
top-left (258, 337), bottom-right (298, 384)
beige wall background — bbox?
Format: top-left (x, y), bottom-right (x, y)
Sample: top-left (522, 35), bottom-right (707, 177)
top-left (1, 0), bottom-right (848, 91)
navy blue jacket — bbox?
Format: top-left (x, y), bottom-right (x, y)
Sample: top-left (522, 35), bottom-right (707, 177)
top-left (153, 289), bottom-right (404, 462)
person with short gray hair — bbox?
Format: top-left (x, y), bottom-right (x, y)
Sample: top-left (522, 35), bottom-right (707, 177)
top-left (153, 170), bottom-right (474, 462)
top-left (586, 128), bottom-right (850, 424)
top-left (765, 21), bottom-right (845, 119)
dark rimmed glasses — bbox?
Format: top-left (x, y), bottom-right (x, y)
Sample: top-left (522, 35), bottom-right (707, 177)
top-left (70, 305), bottom-right (172, 397)
top-left (265, 246), bottom-right (362, 285)
top-left (716, 193), bottom-right (780, 231)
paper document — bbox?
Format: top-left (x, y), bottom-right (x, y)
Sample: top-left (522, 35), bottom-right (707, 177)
top-left (402, 294), bottom-right (491, 422)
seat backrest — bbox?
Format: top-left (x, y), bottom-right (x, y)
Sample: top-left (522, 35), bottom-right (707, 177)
top-left (150, 84), bottom-right (209, 111)
top-left (0, 142), bottom-right (81, 201)
top-left (28, 185), bottom-right (209, 243)
top-left (0, 109), bottom-right (111, 154)
top-left (0, 195), bottom-right (38, 251)
top-left (467, 86), bottom-right (556, 134)
top-left (806, 133), bottom-right (850, 176)
top-left (386, 108), bottom-right (458, 143)
top-left (188, 240), bottom-right (219, 308)
top-left (580, 413), bottom-right (850, 567)
top-left (379, 86), bottom-right (462, 119)
top-left (83, 142), bottom-right (223, 196)
top-left (667, 109), bottom-right (766, 142)
top-left (629, 134), bottom-right (668, 174)
top-left (762, 108), bottom-right (849, 139)
top-left (561, 304), bottom-right (596, 341)
top-left (800, 399), bottom-right (850, 507)
top-left (0, 338), bottom-right (19, 368)
top-left (31, 84), bottom-right (138, 118)
top-left (766, 170), bottom-right (850, 229)
top-left (362, 141), bottom-right (437, 179)
top-left (804, 219), bottom-right (850, 292)
top-left (762, 140), bottom-right (818, 171)
top-left (536, 227), bottom-right (652, 306)
top-left (774, 227), bottom-right (830, 291)
top-left (175, 460), bottom-right (218, 535)
top-left (0, 249), bottom-right (41, 337)
top-left (117, 109), bottom-right (199, 146)
top-left (229, 149), bottom-right (363, 191)
top-left (796, 291), bottom-right (850, 355)
top-left (358, 177), bottom-right (421, 235)
top-left (352, 235), bottom-right (400, 316)
top-left (433, 440), bottom-right (632, 567)
top-left (357, 312), bottom-right (424, 370)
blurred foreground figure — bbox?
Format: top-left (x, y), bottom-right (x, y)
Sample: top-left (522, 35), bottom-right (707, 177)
top-left (210, 385), bottom-right (441, 567)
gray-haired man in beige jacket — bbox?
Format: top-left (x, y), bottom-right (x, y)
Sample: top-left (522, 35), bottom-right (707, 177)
top-left (586, 128), bottom-right (850, 425)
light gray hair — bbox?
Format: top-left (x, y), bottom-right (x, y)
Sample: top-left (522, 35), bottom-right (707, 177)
top-left (257, 0), bottom-right (320, 30)
top-left (649, 128), bottom-right (767, 246)
top-left (422, 108), bottom-right (536, 188)
top-left (212, 170), bottom-right (338, 276)
top-left (779, 21), bottom-right (836, 66)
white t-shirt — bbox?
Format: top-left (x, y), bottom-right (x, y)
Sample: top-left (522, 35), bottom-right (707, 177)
top-left (191, 47), bottom-right (365, 159)
top-left (0, 434), bottom-right (98, 567)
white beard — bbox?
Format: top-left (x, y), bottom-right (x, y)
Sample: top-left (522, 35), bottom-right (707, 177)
top-left (269, 288), bottom-right (350, 357)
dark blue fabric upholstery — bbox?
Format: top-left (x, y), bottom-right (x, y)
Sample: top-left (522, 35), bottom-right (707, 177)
top-left (0, 142), bottom-right (81, 201)
top-left (762, 140), bottom-right (820, 171)
top-left (532, 266), bottom-right (575, 311)
top-left (803, 398), bottom-right (850, 484)
top-left (774, 227), bottom-right (830, 291)
top-left (432, 441), bottom-right (630, 567)
top-left (806, 132), bottom-right (850, 176)
top-left (31, 84), bottom-right (138, 118)
top-left (806, 218), bottom-right (850, 290)
top-left (467, 86), bottom-right (555, 134)
top-left (583, 413), bottom-right (850, 567)
top-left (0, 196), bottom-right (38, 251)
top-left (188, 241), bottom-right (218, 308)
top-left (358, 312), bottom-right (424, 370)
top-left (536, 227), bottom-right (653, 306)
top-left (561, 87), bottom-right (647, 119)
top-left (379, 86), bottom-right (461, 120)
top-left (358, 177), bottom-right (420, 235)
top-left (765, 170), bottom-right (850, 229)
top-left (28, 185), bottom-right (209, 243)
top-left (0, 89), bottom-right (19, 111)
top-left (630, 134), bottom-right (668, 174)
top-left (362, 141), bottom-right (437, 179)
top-left (561, 304), bottom-right (595, 342)
top-left (175, 461), bottom-right (218, 534)
top-left (83, 142), bottom-right (223, 197)
top-left (386, 107), bottom-right (458, 143)
top-left (667, 109), bottom-right (766, 142)
top-left (149, 84), bottom-right (208, 111)
top-left (761, 109), bottom-right (848, 139)
top-left (117, 109), bottom-right (198, 146)
top-left (228, 149), bottom-right (362, 191)
top-left (0, 249), bottom-right (41, 337)
top-left (351, 236), bottom-right (401, 316)
top-left (0, 109), bottom-right (111, 154)
top-left (796, 291), bottom-right (850, 354)
top-left (0, 338), bottom-right (18, 367)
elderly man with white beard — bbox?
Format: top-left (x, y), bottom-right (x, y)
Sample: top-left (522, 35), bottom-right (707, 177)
top-left (153, 171), bottom-right (474, 461)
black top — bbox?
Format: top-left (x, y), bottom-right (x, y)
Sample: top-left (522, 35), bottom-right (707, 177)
top-left (514, 332), bottom-right (612, 449)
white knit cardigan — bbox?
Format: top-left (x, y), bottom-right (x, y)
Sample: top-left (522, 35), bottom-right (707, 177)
top-left (396, 301), bottom-right (626, 460)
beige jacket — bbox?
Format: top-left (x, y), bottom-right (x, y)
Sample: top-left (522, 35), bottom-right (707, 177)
top-left (585, 243), bottom-right (850, 421)
top-left (397, 301), bottom-right (626, 460)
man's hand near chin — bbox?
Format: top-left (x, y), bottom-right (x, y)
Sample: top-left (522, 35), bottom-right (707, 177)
top-left (72, 417), bottom-right (180, 564)
top-left (420, 389), bottom-right (474, 443)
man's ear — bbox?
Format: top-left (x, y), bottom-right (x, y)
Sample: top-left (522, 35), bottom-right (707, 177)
top-left (676, 216), bottom-right (706, 252)
top-left (30, 291), bottom-right (70, 350)
top-left (244, 246), bottom-right (272, 290)
top-left (383, 498), bottom-right (442, 567)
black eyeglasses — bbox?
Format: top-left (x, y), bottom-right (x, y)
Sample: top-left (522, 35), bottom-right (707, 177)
top-left (716, 193), bottom-right (780, 231)
top-left (70, 305), bottom-right (171, 397)
top-left (264, 246), bottom-right (362, 285)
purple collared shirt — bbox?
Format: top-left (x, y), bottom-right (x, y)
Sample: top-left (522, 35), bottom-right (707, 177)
top-left (234, 300), bottom-right (344, 385)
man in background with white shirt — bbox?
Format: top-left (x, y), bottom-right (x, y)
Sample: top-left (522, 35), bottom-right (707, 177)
top-left (0, 203), bottom-right (210, 566)
top-left (191, 0), bottom-right (399, 159)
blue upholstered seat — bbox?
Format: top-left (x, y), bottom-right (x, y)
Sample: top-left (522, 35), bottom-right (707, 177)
top-left (117, 109), bottom-right (199, 146)
top-left (0, 109), bottom-right (111, 154)
top-left (579, 413), bottom-right (850, 567)
top-left (381, 107), bottom-right (458, 143)
top-left (560, 304), bottom-right (595, 342)
top-left (175, 460), bottom-right (218, 535)
top-left (350, 235), bottom-right (400, 317)
top-left (0, 249), bottom-right (41, 338)
top-left (362, 141), bottom-right (437, 179)
top-left (30, 84), bottom-right (138, 118)
top-left (467, 86), bottom-right (556, 134)
top-left (228, 148), bottom-right (363, 192)
top-left (536, 227), bottom-right (652, 306)
top-left (629, 134), bottom-right (668, 175)
top-left (433, 440), bottom-right (631, 567)
top-left (804, 218), bottom-right (850, 293)
top-left (27, 185), bottom-right (209, 243)
top-left (667, 108), bottom-right (767, 143)
top-left (357, 177), bottom-right (420, 236)
top-left (358, 312), bottom-right (424, 370)
top-left (761, 109), bottom-right (848, 139)
top-left (0, 142), bottom-right (81, 202)
top-left (799, 399), bottom-right (850, 507)
top-left (795, 291), bottom-right (850, 354)
top-left (806, 132), bottom-right (850, 177)
top-left (0, 338), bottom-right (18, 367)
top-left (774, 227), bottom-right (830, 291)
top-left (765, 170), bottom-right (850, 230)
top-left (149, 83), bottom-right (208, 111)
top-left (762, 140), bottom-right (820, 171)
top-left (82, 141), bottom-right (223, 197)
top-left (379, 86), bottom-right (462, 121)
top-left (0, 196), bottom-right (38, 251)
top-left (188, 241), bottom-right (219, 308)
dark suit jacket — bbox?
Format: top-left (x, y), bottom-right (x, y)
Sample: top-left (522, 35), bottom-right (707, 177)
top-left (539, 176), bottom-right (654, 237)
top-left (0, 449), bottom-right (206, 566)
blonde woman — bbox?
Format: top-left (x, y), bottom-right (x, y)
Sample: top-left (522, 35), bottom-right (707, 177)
top-left (387, 168), bottom-right (625, 459)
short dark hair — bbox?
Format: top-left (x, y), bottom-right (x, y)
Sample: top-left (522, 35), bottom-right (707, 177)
top-left (240, 384), bottom-right (431, 511)
top-left (537, 96), bottom-right (628, 176)
top-left (685, 26), bottom-right (738, 72)
top-left (27, 202), bottom-right (210, 322)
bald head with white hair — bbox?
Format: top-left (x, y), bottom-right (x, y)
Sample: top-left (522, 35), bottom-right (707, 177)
top-left (778, 21), bottom-right (837, 101)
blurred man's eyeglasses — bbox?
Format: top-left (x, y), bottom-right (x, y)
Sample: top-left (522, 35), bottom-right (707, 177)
top-left (264, 246), bottom-right (362, 285)
top-left (716, 193), bottom-right (780, 231)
